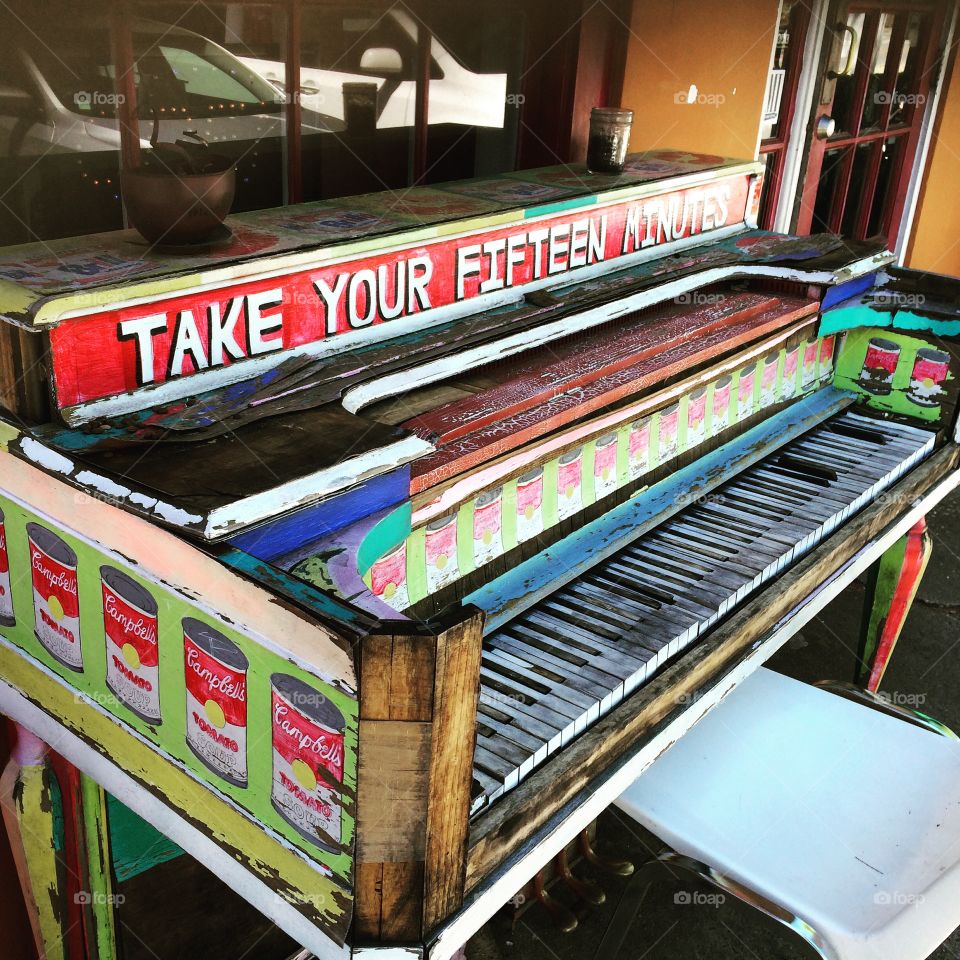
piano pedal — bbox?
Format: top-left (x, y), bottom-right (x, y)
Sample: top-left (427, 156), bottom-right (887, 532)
top-left (555, 847), bottom-right (606, 906)
top-left (579, 828), bottom-right (635, 876)
top-left (533, 870), bottom-right (579, 933)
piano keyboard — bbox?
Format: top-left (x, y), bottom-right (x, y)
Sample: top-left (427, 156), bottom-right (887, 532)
top-left (471, 410), bottom-right (936, 810)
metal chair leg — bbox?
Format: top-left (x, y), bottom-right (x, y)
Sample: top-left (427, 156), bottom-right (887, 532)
top-left (594, 851), bottom-right (840, 960)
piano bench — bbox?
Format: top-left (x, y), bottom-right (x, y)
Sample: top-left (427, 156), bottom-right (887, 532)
top-left (603, 667), bottom-right (960, 960)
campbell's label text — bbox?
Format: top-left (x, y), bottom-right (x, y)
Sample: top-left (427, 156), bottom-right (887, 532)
top-left (271, 691), bottom-right (344, 848)
top-left (184, 636), bottom-right (248, 785)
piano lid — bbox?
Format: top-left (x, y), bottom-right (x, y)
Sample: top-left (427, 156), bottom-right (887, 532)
top-left (6, 152), bottom-right (767, 426)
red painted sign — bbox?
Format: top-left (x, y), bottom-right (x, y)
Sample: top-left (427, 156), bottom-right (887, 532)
top-left (50, 173), bottom-right (754, 412)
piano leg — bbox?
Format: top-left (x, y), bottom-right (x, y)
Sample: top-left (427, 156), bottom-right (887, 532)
top-left (0, 723), bottom-right (68, 960)
top-left (857, 518), bottom-right (932, 693)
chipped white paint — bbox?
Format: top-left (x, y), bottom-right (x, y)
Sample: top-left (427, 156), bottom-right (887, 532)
top-left (74, 470), bottom-right (133, 499)
top-left (206, 434), bottom-right (435, 538)
top-left (19, 437), bottom-right (73, 475)
top-left (15, 432), bottom-right (430, 539)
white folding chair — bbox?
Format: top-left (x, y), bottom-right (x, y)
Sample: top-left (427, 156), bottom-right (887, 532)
top-left (604, 668), bottom-right (960, 960)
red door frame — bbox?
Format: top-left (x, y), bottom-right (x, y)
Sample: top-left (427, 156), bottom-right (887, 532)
top-left (759, 1), bottom-right (815, 229)
top-left (795, 0), bottom-right (945, 244)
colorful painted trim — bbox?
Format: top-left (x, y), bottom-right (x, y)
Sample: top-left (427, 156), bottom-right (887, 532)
top-left (344, 335), bottom-right (838, 611)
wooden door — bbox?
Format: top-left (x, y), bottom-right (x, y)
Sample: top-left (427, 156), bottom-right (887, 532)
top-left (796, 1), bottom-right (945, 245)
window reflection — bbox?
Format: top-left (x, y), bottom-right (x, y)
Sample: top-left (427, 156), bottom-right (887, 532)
top-left (0, 0), bottom-right (542, 244)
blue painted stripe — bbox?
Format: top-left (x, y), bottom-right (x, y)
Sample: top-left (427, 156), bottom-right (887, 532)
top-left (821, 271), bottom-right (878, 310)
top-left (225, 467), bottom-right (410, 561)
top-left (465, 387), bottom-right (856, 632)
top-left (219, 548), bottom-right (377, 630)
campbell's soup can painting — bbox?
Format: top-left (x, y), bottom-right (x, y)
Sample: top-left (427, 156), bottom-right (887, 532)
top-left (802, 340), bottom-right (819, 387)
top-left (712, 376), bottom-right (732, 434)
top-left (593, 433), bottom-right (619, 498)
top-left (782, 346), bottom-right (799, 399)
top-left (369, 542), bottom-right (409, 611)
top-left (101, 566), bottom-right (161, 723)
top-left (628, 419), bottom-right (650, 479)
top-left (686, 389), bottom-right (707, 446)
top-left (858, 337), bottom-right (900, 396)
top-left (658, 404), bottom-right (680, 461)
top-left (760, 352), bottom-right (780, 406)
top-left (27, 523), bottom-right (82, 671)
top-left (557, 447), bottom-right (583, 519)
top-left (0, 507), bottom-right (14, 628)
top-left (516, 467), bottom-right (544, 542)
top-left (425, 514), bottom-right (459, 592)
top-left (907, 348), bottom-right (950, 408)
top-left (183, 617), bottom-right (248, 787)
top-left (737, 364), bottom-right (756, 419)
top-left (271, 673), bottom-right (346, 851)
top-left (473, 487), bottom-right (504, 566)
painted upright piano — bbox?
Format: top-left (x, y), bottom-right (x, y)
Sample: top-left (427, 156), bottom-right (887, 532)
top-left (0, 151), bottom-right (958, 959)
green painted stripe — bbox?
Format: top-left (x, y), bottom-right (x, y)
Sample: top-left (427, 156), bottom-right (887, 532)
top-left (524, 195), bottom-right (600, 218)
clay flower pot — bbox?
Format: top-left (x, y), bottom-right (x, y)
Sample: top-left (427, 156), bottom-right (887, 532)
top-left (122, 155), bottom-right (236, 246)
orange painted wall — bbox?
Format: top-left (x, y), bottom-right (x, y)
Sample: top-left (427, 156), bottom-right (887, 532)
top-left (618, 0), bottom-right (779, 161)
top-left (907, 43), bottom-right (960, 276)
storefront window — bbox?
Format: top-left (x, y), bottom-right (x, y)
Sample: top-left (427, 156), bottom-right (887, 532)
top-left (0, 0), bottom-right (565, 246)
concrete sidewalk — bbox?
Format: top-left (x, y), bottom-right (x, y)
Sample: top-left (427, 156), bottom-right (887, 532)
top-left (469, 489), bottom-right (960, 960)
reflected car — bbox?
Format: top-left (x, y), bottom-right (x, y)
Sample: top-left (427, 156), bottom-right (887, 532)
top-left (0, 18), bottom-right (341, 158)
top-left (240, 5), bottom-right (508, 130)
